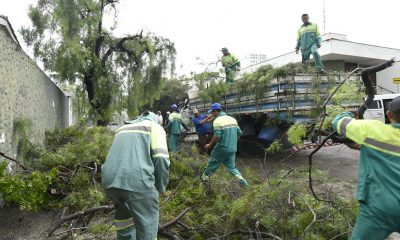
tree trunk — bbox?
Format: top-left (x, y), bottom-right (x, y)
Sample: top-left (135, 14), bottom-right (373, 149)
top-left (83, 73), bottom-right (109, 126)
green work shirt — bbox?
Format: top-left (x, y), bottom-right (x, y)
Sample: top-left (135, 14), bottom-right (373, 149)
top-left (296, 22), bottom-right (321, 51)
top-left (213, 112), bottom-right (242, 153)
top-left (333, 112), bottom-right (400, 216)
top-left (221, 54), bottom-right (240, 69)
top-left (101, 118), bottom-right (170, 193)
top-left (168, 112), bottom-right (182, 135)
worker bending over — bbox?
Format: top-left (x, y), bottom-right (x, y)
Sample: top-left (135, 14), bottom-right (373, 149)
top-left (102, 111), bottom-right (170, 240)
top-left (295, 14), bottom-right (325, 73)
top-left (332, 96), bottom-right (400, 240)
top-left (192, 109), bottom-right (213, 154)
top-left (221, 47), bottom-right (240, 84)
top-left (202, 103), bottom-right (248, 186)
top-left (167, 104), bottom-right (188, 152)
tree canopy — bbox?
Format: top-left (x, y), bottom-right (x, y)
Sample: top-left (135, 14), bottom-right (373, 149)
top-left (21, 0), bottom-right (176, 125)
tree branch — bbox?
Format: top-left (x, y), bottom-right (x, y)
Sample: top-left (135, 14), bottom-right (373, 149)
top-left (159, 207), bottom-right (192, 230)
top-left (101, 34), bottom-right (144, 66)
top-left (0, 151), bottom-right (30, 170)
top-left (303, 201), bottom-right (317, 234)
top-left (47, 205), bottom-right (115, 237)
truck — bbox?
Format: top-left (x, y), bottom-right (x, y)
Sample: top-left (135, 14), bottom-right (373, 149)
top-left (184, 61), bottom-right (399, 153)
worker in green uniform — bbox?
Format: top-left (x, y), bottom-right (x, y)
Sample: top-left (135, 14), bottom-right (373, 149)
top-left (102, 111), bottom-right (170, 240)
top-left (167, 104), bottom-right (188, 152)
top-left (332, 96), bottom-right (400, 240)
top-left (221, 48), bottom-right (240, 84)
top-left (202, 103), bottom-right (248, 186)
top-left (295, 14), bottom-right (325, 73)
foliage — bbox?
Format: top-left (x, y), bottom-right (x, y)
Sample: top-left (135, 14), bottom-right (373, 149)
top-left (21, 0), bottom-right (176, 124)
top-left (198, 80), bottom-right (229, 103)
top-left (158, 152), bottom-right (357, 239)
top-left (0, 126), bottom-right (114, 211)
top-left (0, 126), bottom-right (357, 239)
top-left (0, 162), bottom-right (58, 211)
top-left (331, 80), bottom-right (364, 106)
top-left (192, 72), bottom-right (228, 103)
top-left (316, 80), bottom-right (364, 130)
top-left (237, 65), bottom-right (275, 103)
top-left (89, 223), bottom-right (112, 235)
top-left (265, 140), bottom-right (283, 154)
top-left (287, 123), bottom-right (308, 146)
top-left (142, 79), bottom-right (189, 113)
top-left (227, 170), bottom-right (357, 239)
top-left (12, 118), bottom-right (43, 163)
top-left (39, 126), bottom-right (114, 169)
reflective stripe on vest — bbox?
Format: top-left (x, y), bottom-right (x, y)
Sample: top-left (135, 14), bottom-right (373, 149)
top-left (114, 218), bottom-right (134, 230)
top-left (150, 123), bottom-right (170, 159)
top-left (364, 138), bottom-right (400, 154)
top-left (213, 116), bottom-right (238, 130)
top-left (117, 121), bottom-right (152, 135)
top-left (339, 118), bottom-right (352, 136)
top-left (338, 117), bottom-right (400, 156)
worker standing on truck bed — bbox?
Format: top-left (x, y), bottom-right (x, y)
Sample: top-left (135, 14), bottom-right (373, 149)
top-left (332, 96), bottom-right (400, 240)
top-left (167, 104), bottom-right (188, 152)
top-left (102, 111), bottom-right (170, 240)
top-left (295, 14), bottom-right (325, 73)
top-left (221, 48), bottom-right (240, 84)
top-left (202, 103), bottom-right (248, 186)
top-left (192, 108), bottom-right (213, 154)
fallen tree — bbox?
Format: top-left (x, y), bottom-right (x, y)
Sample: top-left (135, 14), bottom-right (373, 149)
top-left (0, 126), bottom-right (357, 239)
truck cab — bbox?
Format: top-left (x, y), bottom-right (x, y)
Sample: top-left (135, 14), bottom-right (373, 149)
top-left (363, 94), bottom-right (400, 123)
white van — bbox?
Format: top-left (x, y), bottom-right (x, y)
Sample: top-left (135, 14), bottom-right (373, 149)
top-left (363, 94), bottom-right (400, 123)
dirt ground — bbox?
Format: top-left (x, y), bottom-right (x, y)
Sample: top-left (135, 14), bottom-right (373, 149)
top-left (0, 208), bottom-right (57, 240)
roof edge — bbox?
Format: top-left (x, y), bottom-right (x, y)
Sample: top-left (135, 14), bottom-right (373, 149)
top-left (0, 15), bottom-right (20, 46)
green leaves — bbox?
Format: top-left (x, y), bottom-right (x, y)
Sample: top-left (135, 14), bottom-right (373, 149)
top-left (287, 123), bottom-right (308, 146)
top-left (21, 0), bottom-right (176, 124)
top-left (266, 140), bottom-right (283, 154)
top-left (0, 165), bottom-right (58, 211)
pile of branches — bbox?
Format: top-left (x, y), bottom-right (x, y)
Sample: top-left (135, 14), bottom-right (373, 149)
top-left (0, 126), bottom-right (357, 240)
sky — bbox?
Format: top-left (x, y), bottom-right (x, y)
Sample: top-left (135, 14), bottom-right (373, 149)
top-left (1, 0), bottom-right (400, 76)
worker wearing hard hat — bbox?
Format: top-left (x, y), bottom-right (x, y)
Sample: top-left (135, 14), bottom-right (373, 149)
top-left (332, 96), bottom-right (400, 240)
top-left (202, 103), bottom-right (248, 186)
top-left (192, 109), bottom-right (213, 154)
top-left (102, 111), bottom-right (169, 240)
top-left (221, 48), bottom-right (240, 84)
top-left (167, 104), bottom-right (188, 152)
top-left (295, 14), bottom-right (325, 73)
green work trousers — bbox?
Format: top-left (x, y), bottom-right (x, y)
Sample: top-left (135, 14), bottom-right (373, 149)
top-left (203, 148), bottom-right (243, 179)
top-left (351, 202), bottom-right (400, 240)
top-left (225, 68), bottom-right (236, 84)
top-left (301, 44), bottom-right (324, 71)
top-left (105, 188), bottom-right (159, 240)
top-left (168, 134), bottom-right (179, 152)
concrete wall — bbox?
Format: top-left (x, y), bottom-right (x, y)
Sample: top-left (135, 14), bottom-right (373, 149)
top-left (0, 26), bottom-right (69, 159)
top-left (324, 60), bottom-right (345, 72)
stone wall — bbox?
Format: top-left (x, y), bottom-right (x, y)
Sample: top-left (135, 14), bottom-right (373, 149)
top-left (0, 26), bottom-right (69, 160)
